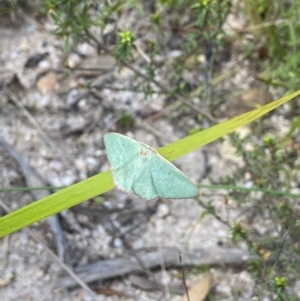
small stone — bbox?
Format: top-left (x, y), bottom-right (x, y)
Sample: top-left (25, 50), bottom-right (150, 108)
top-left (112, 238), bottom-right (123, 248)
top-left (156, 204), bottom-right (169, 218)
top-left (36, 72), bottom-right (58, 93)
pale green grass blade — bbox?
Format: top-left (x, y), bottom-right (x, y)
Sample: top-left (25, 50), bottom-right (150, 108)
top-left (158, 90), bottom-right (300, 161)
top-left (1, 90), bottom-right (300, 237)
top-left (0, 171), bottom-right (113, 237)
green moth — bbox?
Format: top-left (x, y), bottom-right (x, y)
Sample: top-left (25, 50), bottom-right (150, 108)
top-left (104, 132), bottom-right (198, 200)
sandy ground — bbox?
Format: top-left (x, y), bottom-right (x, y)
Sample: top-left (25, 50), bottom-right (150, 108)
top-left (0, 8), bottom-right (294, 301)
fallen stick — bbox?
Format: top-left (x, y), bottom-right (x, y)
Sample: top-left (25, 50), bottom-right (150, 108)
top-left (57, 247), bottom-right (255, 288)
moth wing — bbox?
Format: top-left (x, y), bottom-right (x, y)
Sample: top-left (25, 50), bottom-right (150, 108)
top-left (150, 155), bottom-right (199, 199)
top-left (132, 161), bottom-right (158, 200)
top-left (104, 133), bottom-right (140, 192)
